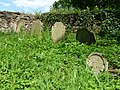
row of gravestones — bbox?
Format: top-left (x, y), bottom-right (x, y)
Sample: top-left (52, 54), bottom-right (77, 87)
top-left (16, 19), bottom-right (108, 75)
top-left (0, 12), bottom-right (96, 45)
top-left (17, 21), bottom-right (118, 75)
top-left (20, 20), bottom-right (96, 45)
top-left (17, 19), bottom-right (43, 33)
top-left (52, 22), bottom-right (96, 44)
top-left (6, 19), bottom-right (117, 75)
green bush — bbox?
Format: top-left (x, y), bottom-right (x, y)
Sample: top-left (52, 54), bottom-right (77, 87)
top-left (101, 17), bottom-right (120, 40)
top-left (38, 9), bottom-right (120, 41)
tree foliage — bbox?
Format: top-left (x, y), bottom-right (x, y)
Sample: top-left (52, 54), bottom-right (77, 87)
top-left (52, 0), bottom-right (120, 10)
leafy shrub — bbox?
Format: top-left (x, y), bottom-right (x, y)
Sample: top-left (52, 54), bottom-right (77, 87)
top-left (100, 17), bottom-right (120, 41)
top-left (38, 9), bottom-right (120, 38)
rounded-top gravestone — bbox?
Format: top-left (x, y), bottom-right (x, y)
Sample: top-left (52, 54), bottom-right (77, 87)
top-left (86, 52), bottom-right (108, 74)
top-left (76, 28), bottom-right (96, 45)
top-left (16, 19), bottom-right (25, 32)
top-left (31, 20), bottom-right (43, 36)
top-left (51, 22), bottom-right (66, 43)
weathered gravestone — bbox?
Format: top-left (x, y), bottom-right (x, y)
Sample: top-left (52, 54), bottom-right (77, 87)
top-left (31, 20), bottom-right (43, 36)
top-left (16, 19), bottom-right (25, 32)
top-left (51, 22), bottom-right (66, 43)
top-left (86, 52), bottom-right (108, 74)
top-left (76, 28), bottom-right (96, 45)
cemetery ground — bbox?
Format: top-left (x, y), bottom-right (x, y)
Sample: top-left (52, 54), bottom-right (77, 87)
top-left (0, 30), bottom-right (120, 90)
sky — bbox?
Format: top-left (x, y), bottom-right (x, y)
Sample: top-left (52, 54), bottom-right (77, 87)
top-left (0, 0), bottom-right (59, 13)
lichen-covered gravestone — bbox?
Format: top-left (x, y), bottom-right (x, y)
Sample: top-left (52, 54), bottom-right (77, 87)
top-left (76, 28), bottom-right (96, 45)
top-left (31, 20), bottom-right (43, 36)
top-left (16, 20), bottom-right (25, 32)
top-left (51, 22), bottom-right (66, 43)
top-left (86, 52), bottom-right (108, 74)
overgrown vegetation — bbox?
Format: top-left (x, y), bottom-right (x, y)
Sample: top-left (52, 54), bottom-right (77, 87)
top-left (39, 9), bottom-right (120, 41)
top-left (0, 30), bottom-right (120, 89)
top-left (48, 0), bottom-right (120, 41)
top-left (51, 0), bottom-right (120, 10)
top-left (0, 0), bottom-right (120, 89)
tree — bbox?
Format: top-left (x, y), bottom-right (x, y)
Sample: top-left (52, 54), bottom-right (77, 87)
top-left (52, 0), bottom-right (120, 10)
top-left (52, 0), bottom-right (72, 9)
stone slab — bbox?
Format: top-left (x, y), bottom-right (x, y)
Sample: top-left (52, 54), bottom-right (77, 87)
top-left (76, 28), bottom-right (96, 45)
top-left (51, 22), bottom-right (66, 43)
top-left (31, 20), bottom-right (43, 36)
top-left (86, 52), bottom-right (108, 74)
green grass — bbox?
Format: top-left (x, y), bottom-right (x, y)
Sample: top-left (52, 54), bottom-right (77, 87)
top-left (0, 30), bottom-right (120, 90)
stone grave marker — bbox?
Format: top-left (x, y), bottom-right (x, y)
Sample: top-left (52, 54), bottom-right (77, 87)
top-left (86, 52), bottom-right (108, 74)
top-left (31, 20), bottom-right (43, 36)
top-left (16, 19), bottom-right (25, 32)
top-left (51, 22), bottom-right (66, 43)
top-left (9, 21), bottom-right (16, 32)
top-left (76, 28), bottom-right (96, 45)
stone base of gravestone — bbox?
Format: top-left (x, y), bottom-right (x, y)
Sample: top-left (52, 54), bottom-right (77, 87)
top-left (76, 28), bottom-right (96, 45)
top-left (31, 20), bottom-right (43, 36)
top-left (86, 52), bottom-right (108, 74)
top-left (51, 22), bottom-right (66, 43)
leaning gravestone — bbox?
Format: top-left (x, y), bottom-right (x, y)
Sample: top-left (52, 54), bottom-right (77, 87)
top-left (86, 52), bottom-right (108, 74)
top-left (76, 28), bottom-right (96, 45)
top-left (51, 22), bottom-right (66, 43)
top-left (16, 19), bottom-right (25, 32)
top-left (31, 20), bottom-right (43, 36)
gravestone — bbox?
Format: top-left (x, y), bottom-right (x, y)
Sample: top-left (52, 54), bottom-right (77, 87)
top-left (51, 22), bottom-right (66, 43)
top-left (31, 20), bottom-right (43, 36)
top-left (86, 52), bottom-right (108, 74)
top-left (76, 28), bottom-right (96, 45)
top-left (9, 21), bottom-right (17, 32)
top-left (16, 19), bottom-right (25, 32)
